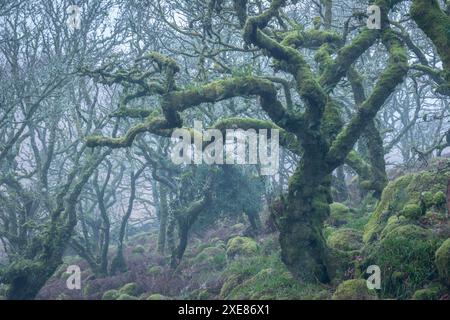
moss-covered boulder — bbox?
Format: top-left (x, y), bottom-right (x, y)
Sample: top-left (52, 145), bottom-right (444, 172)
top-left (226, 236), bottom-right (258, 260)
top-left (102, 289), bottom-right (120, 300)
top-left (327, 228), bottom-right (363, 252)
top-left (146, 293), bottom-right (171, 300)
top-left (119, 282), bottom-right (139, 296)
top-left (400, 204), bottom-right (422, 220)
top-left (435, 238), bottom-right (450, 286)
top-left (365, 224), bottom-right (441, 299)
top-left (433, 191), bottom-right (447, 208)
top-left (412, 284), bottom-right (445, 300)
top-left (379, 215), bottom-right (408, 239)
top-left (332, 279), bottom-right (378, 300)
top-left (116, 293), bottom-right (139, 300)
top-left (364, 161), bottom-right (450, 243)
top-left (194, 245), bottom-right (227, 270)
top-left (132, 245), bottom-right (146, 255)
top-left (148, 265), bottom-right (164, 276)
top-left (327, 203), bottom-right (352, 227)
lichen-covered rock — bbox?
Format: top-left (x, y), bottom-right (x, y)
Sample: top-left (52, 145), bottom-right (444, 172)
top-left (332, 279), bottom-right (378, 300)
top-left (400, 204), bottom-right (422, 220)
top-left (226, 236), bottom-right (258, 260)
top-left (102, 289), bottom-right (120, 300)
top-left (327, 228), bottom-right (363, 252)
top-left (327, 203), bottom-right (352, 227)
top-left (119, 282), bottom-right (139, 296)
top-left (364, 161), bottom-right (450, 243)
top-left (365, 224), bottom-right (440, 299)
top-left (435, 238), bottom-right (450, 286)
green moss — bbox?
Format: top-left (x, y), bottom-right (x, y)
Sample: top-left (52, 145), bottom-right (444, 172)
top-left (412, 284), bottom-right (445, 300)
top-left (119, 282), bottom-right (139, 296)
top-left (102, 289), bottom-right (120, 300)
top-left (410, 0), bottom-right (450, 83)
top-left (332, 279), bottom-right (378, 300)
top-left (147, 293), bottom-right (171, 300)
top-left (327, 228), bottom-right (363, 252)
top-left (435, 238), bottom-right (450, 286)
top-left (379, 215), bottom-right (408, 239)
top-left (226, 236), bottom-right (259, 260)
top-left (366, 224), bottom-right (441, 299)
top-left (116, 293), bottom-right (139, 300)
top-left (400, 204), bottom-right (422, 220)
top-left (364, 163), bottom-right (450, 243)
top-left (194, 246), bottom-right (227, 270)
top-left (421, 191), bottom-right (434, 208)
top-left (148, 266), bottom-right (164, 276)
top-left (220, 254), bottom-right (328, 300)
top-left (433, 191), bottom-right (447, 208)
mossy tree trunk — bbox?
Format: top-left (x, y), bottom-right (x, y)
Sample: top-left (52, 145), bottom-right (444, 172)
top-left (157, 184), bottom-right (169, 254)
top-left (2, 150), bottom-right (110, 299)
top-left (84, 0), bottom-right (408, 284)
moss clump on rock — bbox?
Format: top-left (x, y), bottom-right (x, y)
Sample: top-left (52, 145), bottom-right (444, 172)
top-left (364, 162), bottom-right (450, 243)
top-left (220, 254), bottom-right (328, 300)
top-left (332, 279), bottom-right (377, 300)
top-left (433, 191), bottom-right (447, 208)
top-left (379, 215), bottom-right (408, 239)
top-left (421, 191), bottom-right (434, 208)
top-left (365, 224), bottom-right (440, 299)
top-left (148, 266), bottom-right (164, 276)
top-left (327, 228), bottom-right (363, 252)
top-left (412, 284), bottom-right (445, 300)
top-left (327, 203), bottom-right (352, 227)
top-left (400, 204), bottom-right (423, 220)
top-left (119, 282), bottom-right (139, 296)
top-left (226, 236), bottom-right (259, 260)
top-left (194, 246), bottom-right (227, 270)
top-left (435, 238), bottom-right (450, 286)
top-left (116, 293), bottom-right (139, 300)
top-left (147, 293), bottom-right (170, 300)
top-left (102, 289), bottom-right (119, 300)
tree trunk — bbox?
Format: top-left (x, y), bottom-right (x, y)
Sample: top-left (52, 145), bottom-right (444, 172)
top-left (157, 184), bottom-right (169, 254)
top-left (271, 158), bottom-right (332, 283)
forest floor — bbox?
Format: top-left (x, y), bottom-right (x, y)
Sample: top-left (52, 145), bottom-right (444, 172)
top-left (37, 158), bottom-right (450, 300)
